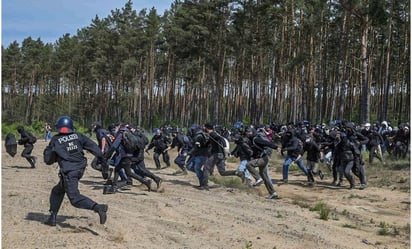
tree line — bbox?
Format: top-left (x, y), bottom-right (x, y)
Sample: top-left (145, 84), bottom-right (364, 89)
top-left (2, 0), bottom-right (410, 131)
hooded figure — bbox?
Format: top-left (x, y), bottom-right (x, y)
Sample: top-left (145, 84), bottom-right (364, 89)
top-left (17, 125), bottom-right (37, 168)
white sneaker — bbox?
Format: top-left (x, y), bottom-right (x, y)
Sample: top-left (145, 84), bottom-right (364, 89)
top-left (267, 192), bottom-right (279, 199)
top-left (253, 178), bottom-right (263, 187)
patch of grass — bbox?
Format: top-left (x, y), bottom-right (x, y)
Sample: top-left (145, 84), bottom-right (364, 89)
top-left (377, 221), bottom-right (403, 236)
top-left (341, 209), bottom-right (350, 217)
top-left (209, 175), bottom-right (250, 190)
top-left (402, 223), bottom-right (410, 238)
top-left (226, 156), bottom-right (238, 163)
top-left (348, 194), bottom-right (366, 199)
top-left (108, 231), bottom-right (125, 243)
top-left (245, 241), bottom-right (253, 249)
top-left (292, 199), bottom-right (311, 209)
top-left (309, 202), bottom-right (331, 220)
top-left (342, 223), bottom-right (357, 229)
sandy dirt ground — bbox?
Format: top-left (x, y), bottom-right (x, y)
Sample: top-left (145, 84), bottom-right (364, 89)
top-left (2, 140), bottom-right (410, 249)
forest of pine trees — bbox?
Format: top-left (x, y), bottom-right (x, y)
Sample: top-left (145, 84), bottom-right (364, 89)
top-left (2, 0), bottom-right (410, 130)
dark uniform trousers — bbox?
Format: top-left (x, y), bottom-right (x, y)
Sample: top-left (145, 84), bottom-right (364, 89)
top-left (50, 168), bottom-right (96, 213)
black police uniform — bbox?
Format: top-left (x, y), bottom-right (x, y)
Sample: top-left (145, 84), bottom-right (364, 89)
top-left (43, 130), bottom-right (108, 225)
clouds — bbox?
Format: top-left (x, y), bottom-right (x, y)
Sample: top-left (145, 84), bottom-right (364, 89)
top-left (2, 0), bottom-right (171, 46)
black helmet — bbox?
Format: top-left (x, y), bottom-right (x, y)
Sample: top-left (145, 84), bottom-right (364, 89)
top-left (17, 125), bottom-right (24, 133)
top-left (56, 116), bottom-right (74, 133)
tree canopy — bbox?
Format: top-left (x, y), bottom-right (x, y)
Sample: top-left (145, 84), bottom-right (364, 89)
top-left (2, 0), bottom-right (410, 130)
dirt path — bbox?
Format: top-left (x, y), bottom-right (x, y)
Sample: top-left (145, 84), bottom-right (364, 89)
top-left (2, 141), bottom-right (410, 249)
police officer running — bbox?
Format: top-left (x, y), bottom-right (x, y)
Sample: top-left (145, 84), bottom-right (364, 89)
top-left (43, 116), bottom-right (108, 226)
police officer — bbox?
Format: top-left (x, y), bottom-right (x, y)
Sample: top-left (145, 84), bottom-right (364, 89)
top-left (170, 128), bottom-right (190, 174)
top-left (146, 128), bottom-right (172, 169)
top-left (43, 116), bottom-right (108, 226)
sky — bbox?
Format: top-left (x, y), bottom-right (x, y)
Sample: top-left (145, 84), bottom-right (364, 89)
top-left (2, 0), bottom-right (173, 47)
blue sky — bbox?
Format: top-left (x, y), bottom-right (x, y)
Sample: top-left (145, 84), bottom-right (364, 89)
top-left (2, 0), bottom-right (173, 47)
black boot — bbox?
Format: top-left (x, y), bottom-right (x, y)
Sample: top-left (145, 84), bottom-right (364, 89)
top-left (93, 204), bottom-right (108, 225)
top-left (45, 211), bottom-right (57, 226)
top-left (144, 179), bottom-right (152, 191)
top-left (155, 177), bottom-right (162, 190)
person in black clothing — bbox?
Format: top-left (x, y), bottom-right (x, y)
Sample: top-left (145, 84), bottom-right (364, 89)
top-left (344, 122), bottom-right (369, 189)
top-left (43, 116), bottom-right (108, 226)
top-left (335, 131), bottom-right (359, 189)
top-left (104, 126), bottom-right (152, 192)
top-left (200, 123), bottom-right (237, 190)
top-left (185, 125), bottom-right (211, 188)
top-left (146, 128), bottom-right (172, 169)
top-left (362, 123), bottom-right (384, 163)
top-left (302, 134), bottom-right (323, 185)
top-left (17, 125), bottom-right (37, 168)
top-left (245, 127), bottom-right (280, 199)
top-left (230, 133), bottom-right (261, 185)
top-left (170, 128), bottom-right (191, 174)
top-left (128, 125), bottom-right (163, 191)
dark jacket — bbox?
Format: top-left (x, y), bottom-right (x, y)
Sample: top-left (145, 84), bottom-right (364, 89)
top-left (43, 132), bottom-right (103, 172)
top-left (188, 130), bottom-right (210, 157)
top-left (208, 131), bottom-right (226, 155)
top-left (147, 134), bottom-right (171, 153)
top-left (17, 126), bottom-right (34, 146)
top-left (249, 132), bottom-right (278, 158)
top-left (282, 136), bottom-right (302, 158)
top-left (303, 137), bottom-right (321, 162)
top-left (231, 136), bottom-right (253, 161)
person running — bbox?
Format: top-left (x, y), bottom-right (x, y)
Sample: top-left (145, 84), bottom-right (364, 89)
top-left (104, 125), bottom-right (152, 192)
top-left (17, 125), bottom-right (37, 168)
top-left (280, 130), bottom-right (308, 183)
top-left (145, 128), bottom-right (172, 169)
top-left (200, 123), bottom-right (237, 190)
top-left (43, 116), bottom-right (108, 226)
top-left (245, 127), bottom-right (280, 199)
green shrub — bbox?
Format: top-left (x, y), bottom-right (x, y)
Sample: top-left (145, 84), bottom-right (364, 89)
top-left (309, 202), bottom-right (330, 220)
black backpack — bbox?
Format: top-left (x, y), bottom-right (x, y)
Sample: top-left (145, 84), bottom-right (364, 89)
top-left (28, 132), bottom-right (37, 144)
top-left (182, 134), bottom-right (193, 150)
top-left (122, 131), bottom-right (139, 153)
top-left (135, 131), bottom-right (149, 150)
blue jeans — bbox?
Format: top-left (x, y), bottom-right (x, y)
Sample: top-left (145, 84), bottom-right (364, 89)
top-left (282, 155), bottom-right (308, 180)
top-left (45, 131), bottom-right (52, 141)
top-left (112, 156), bottom-right (127, 181)
top-left (237, 160), bottom-right (252, 180)
top-left (186, 155), bottom-right (208, 185)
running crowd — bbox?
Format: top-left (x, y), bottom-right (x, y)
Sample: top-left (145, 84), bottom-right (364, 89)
top-left (14, 116), bottom-right (409, 226)
top-left (87, 119), bottom-right (410, 199)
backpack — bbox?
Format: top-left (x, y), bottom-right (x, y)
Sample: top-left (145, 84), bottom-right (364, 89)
top-left (222, 137), bottom-right (230, 154)
top-left (135, 131), bottom-right (149, 150)
top-left (28, 132), bottom-right (37, 144)
top-left (122, 131), bottom-right (139, 153)
top-left (252, 133), bottom-right (273, 157)
top-left (194, 131), bottom-right (209, 147)
top-left (217, 134), bottom-right (230, 154)
top-left (182, 134), bottom-right (193, 151)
